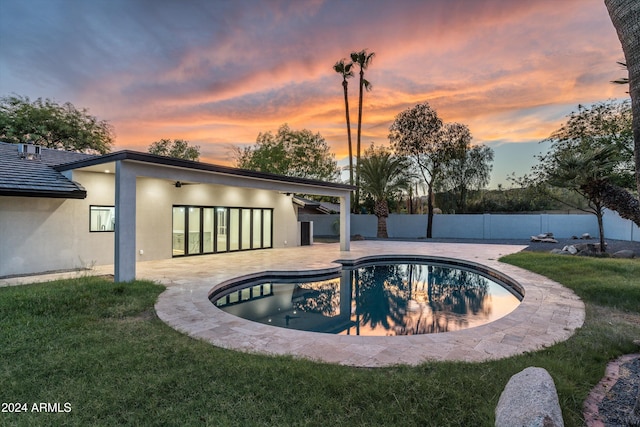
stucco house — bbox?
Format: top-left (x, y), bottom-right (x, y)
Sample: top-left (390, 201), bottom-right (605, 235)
top-left (0, 142), bottom-right (354, 282)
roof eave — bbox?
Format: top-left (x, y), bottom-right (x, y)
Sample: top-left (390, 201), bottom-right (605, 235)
top-left (0, 189), bottom-right (87, 199)
top-left (54, 150), bottom-right (356, 192)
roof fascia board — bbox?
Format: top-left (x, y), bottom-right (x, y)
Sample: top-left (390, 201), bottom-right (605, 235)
top-left (55, 150), bottom-right (355, 195)
top-left (0, 189), bottom-right (87, 199)
top-left (118, 160), bottom-right (351, 197)
top-left (54, 150), bottom-right (354, 189)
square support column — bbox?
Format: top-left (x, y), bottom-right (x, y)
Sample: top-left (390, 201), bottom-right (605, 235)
top-left (340, 193), bottom-right (350, 251)
top-left (114, 160), bottom-right (137, 282)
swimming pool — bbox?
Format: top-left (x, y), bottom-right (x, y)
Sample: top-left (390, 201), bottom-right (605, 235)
top-left (209, 257), bottom-right (522, 336)
top-left (154, 241), bottom-right (585, 366)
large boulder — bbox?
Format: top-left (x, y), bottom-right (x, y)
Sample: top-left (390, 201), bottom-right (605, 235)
top-left (573, 243), bottom-right (600, 255)
top-left (612, 249), bottom-right (635, 259)
top-left (495, 367), bottom-right (564, 427)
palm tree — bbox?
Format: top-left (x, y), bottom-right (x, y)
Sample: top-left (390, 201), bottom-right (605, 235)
top-left (350, 49), bottom-right (375, 212)
top-left (359, 144), bottom-right (410, 238)
top-left (605, 0), bottom-right (640, 198)
top-left (611, 61), bottom-right (629, 87)
top-left (546, 147), bottom-right (616, 252)
top-left (333, 59), bottom-right (355, 188)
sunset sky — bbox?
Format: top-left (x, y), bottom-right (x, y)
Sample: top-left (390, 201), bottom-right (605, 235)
top-left (0, 0), bottom-right (629, 188)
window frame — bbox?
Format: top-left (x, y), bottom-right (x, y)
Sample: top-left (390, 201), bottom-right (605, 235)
top-left (172, 205), bottom-right (273, 257)
top-left (89, 205), bottom-right (116, 233)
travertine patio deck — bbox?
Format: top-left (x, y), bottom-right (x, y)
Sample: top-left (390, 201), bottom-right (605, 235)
top-left (1, 241), bottom-right (584, 367)
top-left (148, 241), bottom-right (584, 367)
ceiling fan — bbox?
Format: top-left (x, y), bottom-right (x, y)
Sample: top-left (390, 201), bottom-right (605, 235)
top-left (173, 180), bottom-right (199, 188)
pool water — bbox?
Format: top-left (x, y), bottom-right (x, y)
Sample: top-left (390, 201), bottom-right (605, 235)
top-left (211, 261), bottom-right (522, 336)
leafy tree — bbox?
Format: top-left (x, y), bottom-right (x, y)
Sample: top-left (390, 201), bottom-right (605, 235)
top-left (0, 95), bottom-right (113, 154)
top-left (350, 49), bottom-right (375, 212)
top-left (359, 144), bottom-right (412, 238)
top-left (545, 100), bottom-right (640, 228)
top-left (389, 103), bottom-right (466, 237)
top-left (333, 59), bottom-right (355, 187)
top-left (233, 124), bottom-right (339, 182)
top-left (148, 138), bottom-right (200, 161)
top-left (547, 100), bottom-right (634, 187)
top-left (517, 100), bottom-right (636, 250)
top-left (435, 130), bottom-right (494, 213)
top-left (605, 0), bottom-right (640, 222)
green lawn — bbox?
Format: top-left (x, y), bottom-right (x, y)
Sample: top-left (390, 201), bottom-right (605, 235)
top-left (1, 253), bottom-right (639, 426)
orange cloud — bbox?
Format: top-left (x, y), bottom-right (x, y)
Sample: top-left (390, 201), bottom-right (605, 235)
top-left (2, 0), bottom-right (624, 185)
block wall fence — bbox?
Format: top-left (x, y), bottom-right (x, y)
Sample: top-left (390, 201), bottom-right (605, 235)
top-left (299, 210), bottom-right (639, 242)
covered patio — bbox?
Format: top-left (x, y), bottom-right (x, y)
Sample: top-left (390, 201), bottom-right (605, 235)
top-left (55, 151), bottom-right (355, 282)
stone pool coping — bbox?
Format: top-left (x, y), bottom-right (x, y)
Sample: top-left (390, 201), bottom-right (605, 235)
top-left (150, 241), bottom-right (585, 367)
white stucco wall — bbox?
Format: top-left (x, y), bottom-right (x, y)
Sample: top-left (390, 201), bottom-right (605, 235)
top-left (0, 171), bottom-right (116, 277)
top-left (135, 177), bottom-right (299, 261)
top-left (0, 169), bottom-right (301, 277)
top-left (300, 212), bottom-right (609, 240)
top-left (1, 197), bottom-right (81, 276)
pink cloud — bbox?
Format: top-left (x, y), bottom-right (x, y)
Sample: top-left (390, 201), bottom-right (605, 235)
top-left (3, 0), bottom-right (623, 179)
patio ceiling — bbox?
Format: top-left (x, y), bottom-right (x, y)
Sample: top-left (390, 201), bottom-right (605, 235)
top-left (55, 150), bottom-right (355, 198)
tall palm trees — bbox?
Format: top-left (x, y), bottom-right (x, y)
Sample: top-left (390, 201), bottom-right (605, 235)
top-left (334, 49), bottom-right (375, 213)
top-left (351, 49), bottom-right (375, 212)
top-left (333, 59), bottom-right (354, 187)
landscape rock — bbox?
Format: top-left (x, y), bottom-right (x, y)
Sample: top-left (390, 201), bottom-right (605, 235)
top-left (574, 243), bottom-right (600, 255)
top-left (531, 233), bottom-right (558, 243)
top-left (551, 241), bottom-right (610, 256)
top-left (495, 367), bottom-right (564, 427)
top-left (612, 249), bottom-right (635, 259)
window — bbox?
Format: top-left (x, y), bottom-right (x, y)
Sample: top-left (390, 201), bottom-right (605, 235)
top-left (90, 206), bottom-right (115, 232)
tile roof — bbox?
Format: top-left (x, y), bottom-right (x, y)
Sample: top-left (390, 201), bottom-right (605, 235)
top-left (0, 142), bottom-right (94, 199)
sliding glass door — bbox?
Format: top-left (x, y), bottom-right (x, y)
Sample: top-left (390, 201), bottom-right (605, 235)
top-left (172, 207), bottom-right (185, 256)
top-left (229, 208), bottom-right (240, 251)
top-left (173, 205), bottom-right (273, 257)
top-left (203, 208), bottom-right (214, 253)
top-left (216, 208), bottom-right (228, 252)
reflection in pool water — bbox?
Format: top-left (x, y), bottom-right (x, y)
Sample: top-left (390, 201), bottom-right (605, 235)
top-left (211, 262), bottom-right (522, 336)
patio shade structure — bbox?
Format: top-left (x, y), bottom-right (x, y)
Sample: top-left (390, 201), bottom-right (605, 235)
top-left (56, 151), bottom-right (355, 282)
